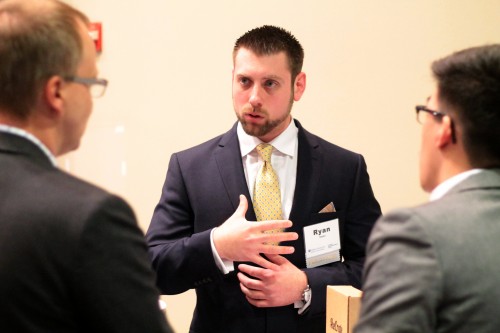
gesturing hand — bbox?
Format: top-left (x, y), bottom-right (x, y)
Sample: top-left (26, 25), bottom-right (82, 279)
top-left (237, 254), bottom-right (308, 307)
top-left (213, 195), bottom-right (298, 268)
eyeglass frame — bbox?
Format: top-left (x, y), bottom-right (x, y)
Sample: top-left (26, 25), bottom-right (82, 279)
top-left (415, 105), bottom-right (457, 144)
top-left (63, 76), bottom-right (108, 98)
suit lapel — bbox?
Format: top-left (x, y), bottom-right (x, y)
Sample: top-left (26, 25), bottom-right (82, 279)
top-left (213, 123), bottom-right (256, 219)
top-left (212, 120), bottom-right (324, 223)
top-left (289, 121), bottom-right (322, 223)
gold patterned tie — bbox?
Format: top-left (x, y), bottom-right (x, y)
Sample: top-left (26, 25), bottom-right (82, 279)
top-left (253, 143), bottom-right (283, 242)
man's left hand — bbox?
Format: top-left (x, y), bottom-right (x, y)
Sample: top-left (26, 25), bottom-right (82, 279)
top-left (237, 254), bottom-right (308, 307)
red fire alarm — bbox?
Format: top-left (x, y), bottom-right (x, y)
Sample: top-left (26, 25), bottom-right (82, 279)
top-left (88, 22), bottom-right (102, 53)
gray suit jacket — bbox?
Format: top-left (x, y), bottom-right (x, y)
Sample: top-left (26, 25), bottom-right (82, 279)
top-left (0, 132), bottom-right (173, 333)
top-left (355, 169), bottom-right (500, 333)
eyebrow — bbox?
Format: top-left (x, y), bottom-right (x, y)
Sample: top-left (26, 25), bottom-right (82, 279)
top-left (235, 73), bottom-right (285, 83)
top-left (262, 75), bottom-right (285, 84)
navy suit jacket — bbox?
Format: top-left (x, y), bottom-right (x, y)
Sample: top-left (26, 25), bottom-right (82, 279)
top-left (147, 120), bottom-right (381, 333)
top-left (0, 132), bottom-right (173, 333)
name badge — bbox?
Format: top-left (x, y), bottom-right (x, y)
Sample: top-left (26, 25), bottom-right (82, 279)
top-left (303, 219), bottom-right (341, 268)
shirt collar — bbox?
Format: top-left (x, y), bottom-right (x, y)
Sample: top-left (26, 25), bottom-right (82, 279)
top-left (0, 124), bottom-right (58, 167)
top-left (429, 168), bottom-right (483, 201)
top-left (237, 119), bottom-right (298, 157)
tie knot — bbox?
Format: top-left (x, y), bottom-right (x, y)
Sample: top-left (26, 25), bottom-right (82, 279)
top-left (256, 143), bottom-right (273, 163)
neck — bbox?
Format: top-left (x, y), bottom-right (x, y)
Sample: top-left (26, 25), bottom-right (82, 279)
top-left (0, 111), bottom-right (27, 128)
top-left (435, 145), bottom-right (473, 188)
top-left (0, 111), bottom-right (60, 157)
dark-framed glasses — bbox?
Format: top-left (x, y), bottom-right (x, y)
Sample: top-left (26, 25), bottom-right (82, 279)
top-left (415, 105), bottom-right (447, 124)
top-left (415, 105), bottom-right (457, 143)
top-left (64, 76), bottom-right (108, 98)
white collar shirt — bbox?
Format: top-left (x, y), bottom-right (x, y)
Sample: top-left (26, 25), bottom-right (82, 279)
top-left (430, 168), bottom-right (483, 201)
top-left (0, 124), bottom-right (57, 167)
top-left (237, 119), bottom-right (299, 219)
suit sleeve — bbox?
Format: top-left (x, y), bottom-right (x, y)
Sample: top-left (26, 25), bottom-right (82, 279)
top-left (146, 153), bottom-right (225, 294)
top-left (354, 210), bottom-right (441, 333)
top-left (305, 154), bottom-right (381, 317)
top-left (72, 195), bottom-right (174, 333)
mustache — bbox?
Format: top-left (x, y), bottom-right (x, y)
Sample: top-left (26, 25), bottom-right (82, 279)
top-left (242, 104), bottom-right (266, 115)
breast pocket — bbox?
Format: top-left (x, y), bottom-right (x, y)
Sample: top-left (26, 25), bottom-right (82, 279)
top-left (309, 211), bottom-right (340, 224)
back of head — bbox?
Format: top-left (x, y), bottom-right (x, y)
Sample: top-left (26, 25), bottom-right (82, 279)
top-left (0, 0), bottom-right (89, 120)
top-left (432, 44), bottom-right (500, 168)
top-left (233, 25), bottom-right (304, 82)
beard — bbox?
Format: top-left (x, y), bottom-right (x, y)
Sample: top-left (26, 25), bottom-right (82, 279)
top-left (236, 95), bottom-right (294, 138)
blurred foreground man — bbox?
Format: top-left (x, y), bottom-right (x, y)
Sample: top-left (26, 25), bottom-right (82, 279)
top-left (355, 44), bottom-right (500, 333)
top-left (0, 1), bottom-right (173, 332)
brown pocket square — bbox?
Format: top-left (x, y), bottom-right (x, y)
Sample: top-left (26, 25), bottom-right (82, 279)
top-left (319, 202), bottom-right (336, 213)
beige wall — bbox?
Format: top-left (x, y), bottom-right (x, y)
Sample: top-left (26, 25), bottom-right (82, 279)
top-left (62, 1), bottom-right (500, 331)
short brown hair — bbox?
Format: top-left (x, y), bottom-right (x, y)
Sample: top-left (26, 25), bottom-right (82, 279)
top-left (0, 0), bottom-right (89, 119)
top-left (233, 25), bottom-right (304, 82)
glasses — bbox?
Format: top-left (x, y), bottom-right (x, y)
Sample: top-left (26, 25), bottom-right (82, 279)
top-left (64, 76), bottom-right (108, 98)
top-left (415, 105), bottom-right (457, 143)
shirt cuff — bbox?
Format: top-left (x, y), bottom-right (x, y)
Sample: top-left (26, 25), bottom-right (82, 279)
top-left (210, 228), bottom-right (234, 274)
top-left (294, 292), bottom-right (312, 315)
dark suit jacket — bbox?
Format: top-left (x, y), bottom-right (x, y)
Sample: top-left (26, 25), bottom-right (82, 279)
top-left (355, 169), bottom-right (500, 333)
top-left (0, 132), bottom-right (173, 333)
top-left (147, 120), bottom-right (381, 333)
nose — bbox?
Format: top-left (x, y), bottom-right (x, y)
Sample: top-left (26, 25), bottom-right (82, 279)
top-left (248, 85), bottom-right (263, 109)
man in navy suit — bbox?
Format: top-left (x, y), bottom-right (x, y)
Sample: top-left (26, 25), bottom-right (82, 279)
top-left (147, 25), bottom-right (381, 333)
top-left (0, 1), bottom-right (173, 332)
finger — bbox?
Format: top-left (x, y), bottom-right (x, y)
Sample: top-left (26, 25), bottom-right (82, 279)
top-left (233, 194), bottom-right (248, 218)
top-left (239, 264), bottom-right (277, 283)
top-left (239, 283), bottom-right (254, 298)
top-left (247, 255), bottom-right (283, 270)
top-left (238, 264), bottom-right (266, 280)
top-left (240, 283), bottom-right (266, 302)
top-left (245, 296), bottom-right (268, 308)
top-left (254, 219), bottom-right (293, 232)
top-left (263, 253), bottom-right (289, 265)
top-left (260, 243), bottom-right (295, 256)
top-left (237, 271), bottom-right (254, 287)
top-left (237, 271), bottom-right (264, 290)
top-left (237, 271), bottom-right (248, 283)
top-left (254, 257), bottom-right (278, 270)
top-left (239, 282), bottom-right (251, 296)
top-left (248, 254), bottom-right (280, 270)
top-left (263, 231), bottom-right (299, 243)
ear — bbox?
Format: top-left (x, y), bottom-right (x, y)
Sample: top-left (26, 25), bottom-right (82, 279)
top-left (293, 72), bottom-right (306, 101)
top-left (436, 116), bottom-right (454, 148)
top-left (42, 76), bottom-right (65, 118)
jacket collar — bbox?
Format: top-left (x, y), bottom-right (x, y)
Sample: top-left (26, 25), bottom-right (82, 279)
top-left (0, 132), bottom-right (54, 168)
top-left (445, 168), bottom-right (500, 197)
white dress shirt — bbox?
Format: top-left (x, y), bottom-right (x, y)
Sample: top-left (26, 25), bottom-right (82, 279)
top-left (238, 119), bottom-right (299, 219)
top-left (210, 119), bottom-right (299, 272)
top-left (430, 169), bottom-right (483, 201)
top-left (210, 119), bottom-right (309, 312)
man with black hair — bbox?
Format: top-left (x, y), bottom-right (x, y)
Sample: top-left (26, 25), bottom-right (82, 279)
top-left (355, 44), bottom-right (500, 333)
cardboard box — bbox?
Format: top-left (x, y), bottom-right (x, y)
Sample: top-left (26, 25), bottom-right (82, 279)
top-left (326, 285), bottom-right (362, 333)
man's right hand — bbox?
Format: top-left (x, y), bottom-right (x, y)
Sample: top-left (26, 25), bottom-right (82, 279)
top-left (213, 195), bottom-right (298, 268)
